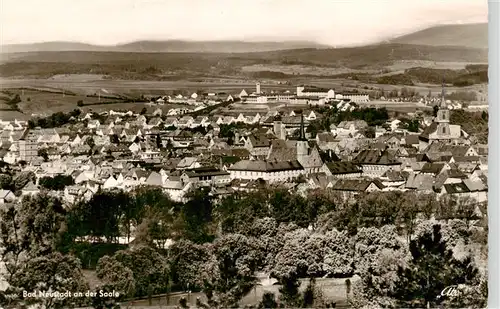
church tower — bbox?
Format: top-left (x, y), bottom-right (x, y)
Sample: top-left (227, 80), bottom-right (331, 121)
top-left (436, 79), bottom-right (450, 138)
top-left (296, 114), bottom-right (309, 157)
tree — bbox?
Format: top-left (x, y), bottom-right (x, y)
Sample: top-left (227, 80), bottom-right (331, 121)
top-left (156, 134), bottom-right (162, 149)
top-left (0, 194), bottom-right (88, 309)
top-left (407, 119), bottom-right (420, 133)
top-left (170, 240), bottom-right (220, 291)
top-left (67, 190), bottom-right (128, 242)
top-left (77, 100), bottom-right (84, 107)
top-left (13, 171), bottom-right (36, 192)
top-left (4, 252), bottom-right (89, 309)
top-left (86, 136), bottom-right (95, 149)
top-left (212, 234), bottom-right (259, 307)
top-left (182, 188), bottom-right (214, 243)
top-left (0, 173), bottom-right (13, 190)
top-left (38, 148), bottom-right (49, 161)
top-left (39, 175), bottom-right (75, 191)
top-left (433, 105), bottom-right (439, 117)
top-left (105, 246), bottom-right (170, 297)
top-left (133, 189), bottom-right (182, 249)
top-left (9, 94), bottom-right (21, 104)
top-left (140, 107), bottom-right (148, 115)
top-left (258, 292), bottom-right (278, 309)
top-left (349, 225), bottom-right (409, 308)
top-left (110, 134), bottom-right (120, 144)
top-left (278, 276), bottom-right (301, 308)
top-left (96, 255), bottom-right (136, 298)
top-left (392, 224), bottom-right (480, 308)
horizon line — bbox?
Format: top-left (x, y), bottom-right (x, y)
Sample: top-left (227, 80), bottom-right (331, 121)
top-left (0, 21), bottom-right (487, 48)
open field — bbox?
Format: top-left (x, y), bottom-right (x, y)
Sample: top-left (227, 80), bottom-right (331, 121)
top-left (0, 110), bottom-right (27, 121)
top-left (1, 77), bottom-right (485, 96)
top-left (0, 85), bottom-right (193, 119)
top-left (0, 78), bottom-right (295, 95)
top-left (10, 89), bottom-right (121, 116)
top-left (241, 64), bottom-right (380, 76)
top-left (241, 60), bottom-right (486, 77)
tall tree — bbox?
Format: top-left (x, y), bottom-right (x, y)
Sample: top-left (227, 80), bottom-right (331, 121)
top-left (392, 224), bottom-right (480, 308)
top-left (182, 188), bottom-right (214, 243)
top-left (0, 194), bottom-right (88, 309)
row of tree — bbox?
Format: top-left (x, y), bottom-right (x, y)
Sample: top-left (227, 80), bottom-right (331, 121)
top-left (27, 109), bottom-right (81, 129)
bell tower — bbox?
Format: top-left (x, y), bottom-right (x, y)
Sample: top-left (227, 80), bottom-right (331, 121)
top-left (436, 79), bottom-right (450, 138)
top-left (296, 114), bottom-right (309, 157)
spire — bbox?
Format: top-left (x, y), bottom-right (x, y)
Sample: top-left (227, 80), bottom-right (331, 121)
top-left (299, 114), bottom-right (306, 141)
top-left (440, 77), bottom-right (446, 108)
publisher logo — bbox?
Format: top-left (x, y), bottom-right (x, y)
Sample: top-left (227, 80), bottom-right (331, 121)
top-left (440, 285), bottom-right (460, 298)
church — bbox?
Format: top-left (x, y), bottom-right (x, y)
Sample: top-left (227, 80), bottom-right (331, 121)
top-left (419, 84), bottom-right (465, 151)
top-left (267, 115), bottom-right (324, 174)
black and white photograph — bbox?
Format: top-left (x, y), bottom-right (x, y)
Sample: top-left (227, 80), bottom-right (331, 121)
top-left (0, 0), bottom-right (491, 308)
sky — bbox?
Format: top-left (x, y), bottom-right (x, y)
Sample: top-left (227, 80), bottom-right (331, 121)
top-left (0, 0), bottom-right (488, 46)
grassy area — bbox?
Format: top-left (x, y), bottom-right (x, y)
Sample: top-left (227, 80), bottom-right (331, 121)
top-left (0, 88), bottom-right (130, 116)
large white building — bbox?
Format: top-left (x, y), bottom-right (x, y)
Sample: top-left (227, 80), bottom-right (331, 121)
top-left (296, 86), bottom-right (335, 99)
top-left (227, 160), bottom-right (305, 182)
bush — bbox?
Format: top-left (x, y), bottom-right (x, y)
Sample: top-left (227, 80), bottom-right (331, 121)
top-left (77, 100), bottom-right (84, 107)
top-left (59, 242), bottom-right (127, 269)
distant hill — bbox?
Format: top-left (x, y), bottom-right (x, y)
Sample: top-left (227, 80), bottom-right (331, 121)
top-left (0, 43), bottom-right (487, 81)
top-left (0, 40), bottom-right (329, 54)
top-left (389, 23), bottom-right (488, 49)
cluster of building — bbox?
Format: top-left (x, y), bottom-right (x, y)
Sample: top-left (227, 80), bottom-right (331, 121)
top-left (0, 88), bottom-right (487, 209)
top-left (238, 83), bottom-right (370, 106)
top-left (151, 83), bottom-right (369, 108)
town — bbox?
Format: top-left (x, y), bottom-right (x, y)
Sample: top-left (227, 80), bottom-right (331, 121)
top-left (0, 83), bottom-right (488, 205)
top-left (0, 79), bottom-right (489, 308)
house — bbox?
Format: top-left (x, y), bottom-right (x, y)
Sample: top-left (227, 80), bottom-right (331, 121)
top-left (405, 173), bottom-right (435, 192)
top-left (163, 179), bottom-right (193, 202)
top-left (376, 134), bottom-right (402, 149)
top-left (315, 133), bottom-right (337, 151)
top-left (21, 181), bottom-right (40, 196)
top-left (239, 89), bottom-right (248, 98)
top-left (334, 120), bottom-right (368, 138)
top-left (296, 86), bottom-right (335, 98)
top-left (244, 134), bottom-right (271, 156)
top-left (322, 161), bottom-right (362, 179)
top-left (145, 171), bottom-right (163, 187)
top-left (305, 173), bottom-right (334, 190)
top-left (180, 167), bottom-right (230, 187)
top-left (177, 157), bottom-right (201, 170)
top-left (329, 178), bottom-right (385, 199)
top-left (103, 175), bottom-right (120, 189)
top-left (87, 120), bottom-right (101, 129)
top-left (0, 190), bottom-right (15, 204)
top-left (420, 162), bottom-right (451, 176)
top-left (379, 170), bottom-right (409, 188)
top-left (352, 148), bottom-right (402, 177)
top-left (227, 160), bottom-right (305, 183)
top-left (440, 182), bottom-right (475, 200)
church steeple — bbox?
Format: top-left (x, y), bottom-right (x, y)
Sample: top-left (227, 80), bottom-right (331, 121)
top-left (296, 113), bottom-right (309, 158)
top-left (299, 114), bottom-right (306, 141)
top-left (440, 77), bottom-right (447, 109)
top-left (436, 78), bottom-right (450, 137)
